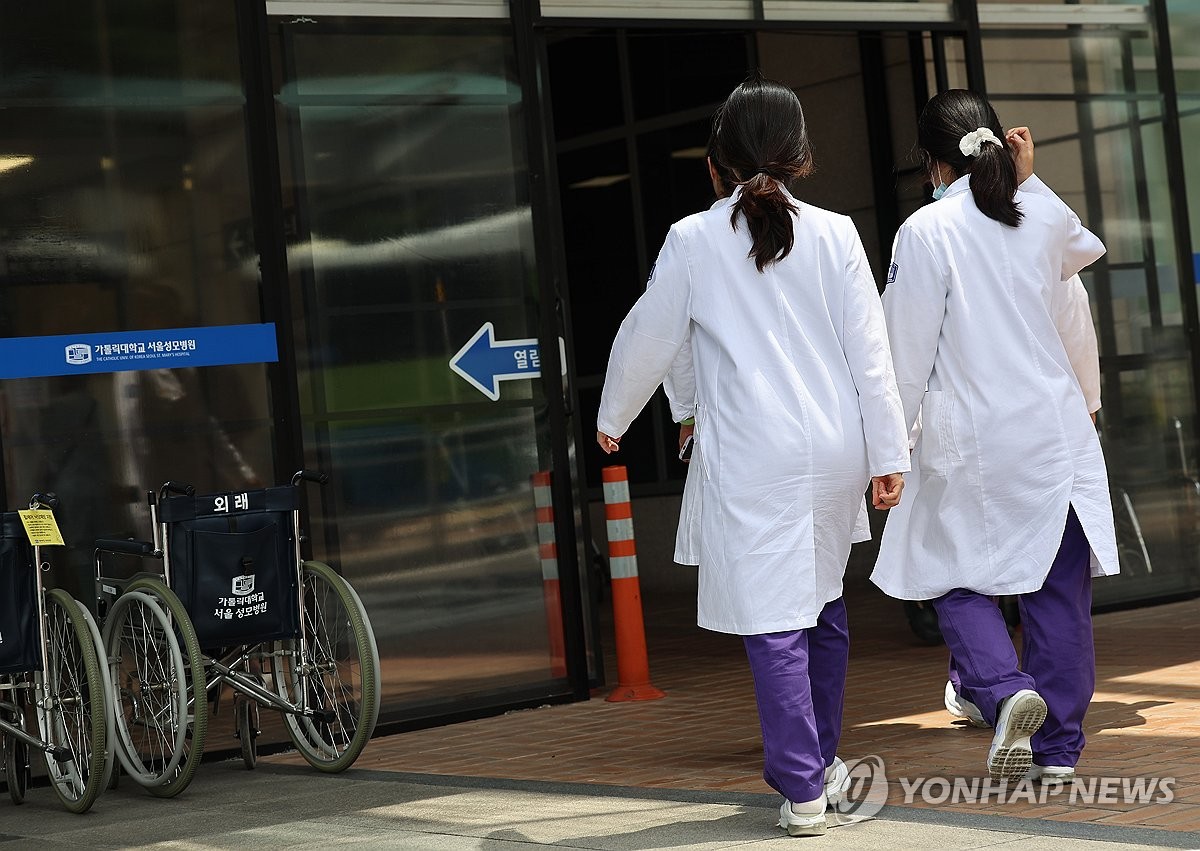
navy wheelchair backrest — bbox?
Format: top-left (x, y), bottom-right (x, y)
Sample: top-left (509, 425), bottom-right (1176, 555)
top-left (0, 512), bottom-right (40, 674)
top-left (159, 486), bottom-right (302, 649)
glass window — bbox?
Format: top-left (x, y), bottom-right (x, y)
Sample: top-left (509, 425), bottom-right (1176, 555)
top-left (1168, 0), bottom-right (1200, 257)
top-left (0, 3), bottom-right (273, 605)
top-left (275, 19), bottom-right (575, 718)
top-left (984, 25), bottom-right (1200, 602)
top-left (547, 30), bottom-right (624, 140)
top-left (628, 30), bottom-right (750, 120)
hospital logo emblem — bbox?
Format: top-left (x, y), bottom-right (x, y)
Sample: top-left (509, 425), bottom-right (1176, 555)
top-left (64, 343), bottom-right (92, 365)
top-left (232, 574), bottom-right (255, 595)
top-left (887, 262), bottom-right (899, 286)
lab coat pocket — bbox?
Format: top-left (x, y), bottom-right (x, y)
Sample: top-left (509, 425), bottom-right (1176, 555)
top-left (919, 390), bottom-right (962, 477)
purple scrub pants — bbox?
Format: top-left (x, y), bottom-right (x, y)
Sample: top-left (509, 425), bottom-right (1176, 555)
top-left (743, 597), bottom-right (849, 803)
top-left (937, 508), bottom-right (1095, 767)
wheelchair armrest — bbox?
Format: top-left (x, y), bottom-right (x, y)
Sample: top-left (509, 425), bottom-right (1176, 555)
top-left (95, 538), bottom-right (157, 557)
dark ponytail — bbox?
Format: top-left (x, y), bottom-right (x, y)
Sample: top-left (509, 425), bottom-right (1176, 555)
top-left (917, 89), bottom-right (1022, 228)
top-left (714, 76), bottom-right (814, 272)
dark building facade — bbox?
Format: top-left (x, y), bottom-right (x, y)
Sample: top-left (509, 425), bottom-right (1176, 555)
top-left (2, 0), bottom-right (1198, 736)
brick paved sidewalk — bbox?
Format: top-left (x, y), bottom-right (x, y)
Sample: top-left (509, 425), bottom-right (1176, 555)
top-left (267, 579), bottom-right (1200, 835)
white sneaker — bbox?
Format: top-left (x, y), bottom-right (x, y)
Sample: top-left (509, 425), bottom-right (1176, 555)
top-left (824, 757), bottom-right (850, 807)
top-left (987, 689), bottom-right (1047, 781)
top-left (778, 794), bottom-right (828, 837)
top-left (1027, 764), bottom-right (1075, 783)
top-left (944, 680), bottom-right (989, 728)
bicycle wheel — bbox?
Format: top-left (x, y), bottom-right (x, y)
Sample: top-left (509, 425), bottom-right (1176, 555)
top-left (103, 578), bottom-right (207, 797)
top-left (36, 589), bottom-right (108, 813)
top-left (272, 561), bottom-right (379, 772)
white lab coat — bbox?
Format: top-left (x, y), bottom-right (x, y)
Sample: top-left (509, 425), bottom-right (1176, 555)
top-left (872, 174), bottom-right (1119, 601)
top-left (1056, 274), bottom-right (1101, 415)
top-left (598, 186), bottom-right (911, 634)
top-left (662, 202), bottom-right (872, 566)
top-left (667, 342), bottom-right (872, 566)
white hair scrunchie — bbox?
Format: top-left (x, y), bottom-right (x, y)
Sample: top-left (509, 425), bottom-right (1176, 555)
top-left (959, 127), bottom-right (1003, 157)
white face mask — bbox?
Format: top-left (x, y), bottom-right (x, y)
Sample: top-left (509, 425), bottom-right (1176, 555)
top-left (930, 163), bottom-right (950, 201)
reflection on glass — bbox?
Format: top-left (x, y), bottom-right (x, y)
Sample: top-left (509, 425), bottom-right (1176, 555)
top-left (276, 20), bottom-right (570, 720)
top-left (985, 24), bottom-right (1200, 602)
top-left (315, 409), bottom-right (554, 707)
top-left (0, 4), bottom-right (273, 604)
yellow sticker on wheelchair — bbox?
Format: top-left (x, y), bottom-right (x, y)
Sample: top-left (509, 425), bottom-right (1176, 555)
top-left (18, 510), bottom-right (65, 546)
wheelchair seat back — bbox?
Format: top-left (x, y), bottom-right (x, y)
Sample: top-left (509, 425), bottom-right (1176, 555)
top-left (0, 512), bottom-right (40, 674)
top-left (159, 486), bottom-right (301, 648)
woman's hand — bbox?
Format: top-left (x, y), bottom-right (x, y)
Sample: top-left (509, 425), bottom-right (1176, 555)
top-left (597, 431), bottom-right (621, 454)
top-left (678, 423), bottom-right (695, 461)
top-left (871, 473), bottom-right (905, 510)
top-left (1006, 126), bottom-right (1034, 184)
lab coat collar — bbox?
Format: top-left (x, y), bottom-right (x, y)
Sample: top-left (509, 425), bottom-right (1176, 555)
top-left (940, 174), bottom-right (972, 199)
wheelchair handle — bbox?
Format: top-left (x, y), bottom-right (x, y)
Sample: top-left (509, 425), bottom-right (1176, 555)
top-left (291, 470), bottom-right (329, 487)
top-left (95, 538), bottom-right (157, 557)
top-left (159, 481), bottom-right (196, 500)
top-left (28, 492), bottom-right (58, 511)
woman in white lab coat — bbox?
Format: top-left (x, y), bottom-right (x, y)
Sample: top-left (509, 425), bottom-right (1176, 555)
top-left (873, 89), bottom-right (1119, 782)
top-left (667, 146), bottom-right (875, 567)
top-left (596, 78), bottom-right (911, 836)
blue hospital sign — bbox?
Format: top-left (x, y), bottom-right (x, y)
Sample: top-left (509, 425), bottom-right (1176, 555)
top-left (0, 324), bottom-right (279, 379)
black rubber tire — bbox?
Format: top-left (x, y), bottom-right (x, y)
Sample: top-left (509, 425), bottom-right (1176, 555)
top-left (3, 723), bottom-right (29, 805)
top-left (237, 698), bottom-right (259, 770)
top-left (903, 600), bottom-right (945, 646)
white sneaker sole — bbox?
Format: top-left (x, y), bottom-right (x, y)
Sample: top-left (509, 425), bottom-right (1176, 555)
top-left (780, 817), bottom-right (827, 837)
top-left (779, 802), bottom-right (828, 837)
top-left (1030, 766), bottom-right (1076, 783)
top-left (988, 692), bottom-right (1047, 781)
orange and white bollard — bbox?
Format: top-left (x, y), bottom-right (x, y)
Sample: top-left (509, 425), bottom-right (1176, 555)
top-left (601, 465), bottom-right (666, 702)
top-left (533, 471), bottom-right (567, 677)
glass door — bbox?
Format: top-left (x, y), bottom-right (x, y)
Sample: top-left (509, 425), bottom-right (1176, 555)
top-left (547, 26), bottom-right (963, 500)
top-left (267, 14), bottom-right (587, 723)
top-left (967, 14), bottom-right (1200, 605)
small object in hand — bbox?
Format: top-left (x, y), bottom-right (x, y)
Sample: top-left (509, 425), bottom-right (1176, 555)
top-left (678, 434), bottom-right (694, 462)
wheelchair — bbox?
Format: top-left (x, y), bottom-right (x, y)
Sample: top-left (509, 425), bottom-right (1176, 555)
top-left (95, 470), bottom-right (380, 794)
top-left (1, 494), bottom-right (114, 813)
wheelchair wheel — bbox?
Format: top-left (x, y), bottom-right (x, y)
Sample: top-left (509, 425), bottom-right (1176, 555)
top-left (273, 561), bottom-right (379, 773)
top-left (236, 697), bottom-right (259, 769)
top-left (3, 690), bottom-right (30, 805)
top-left (104, 578), bottom-right (207, 798)
top-left (4, 732), bottom-right (29, 805)
top-left (36, 590), bottom-right (108, 813)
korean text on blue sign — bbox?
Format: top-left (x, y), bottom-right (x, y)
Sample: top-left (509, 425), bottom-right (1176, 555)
top-left (0, 324), bottom-right (279, 379)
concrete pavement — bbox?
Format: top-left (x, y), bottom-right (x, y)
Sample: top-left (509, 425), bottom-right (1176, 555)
top-left (2, 761), bottom-right (1196, 849)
